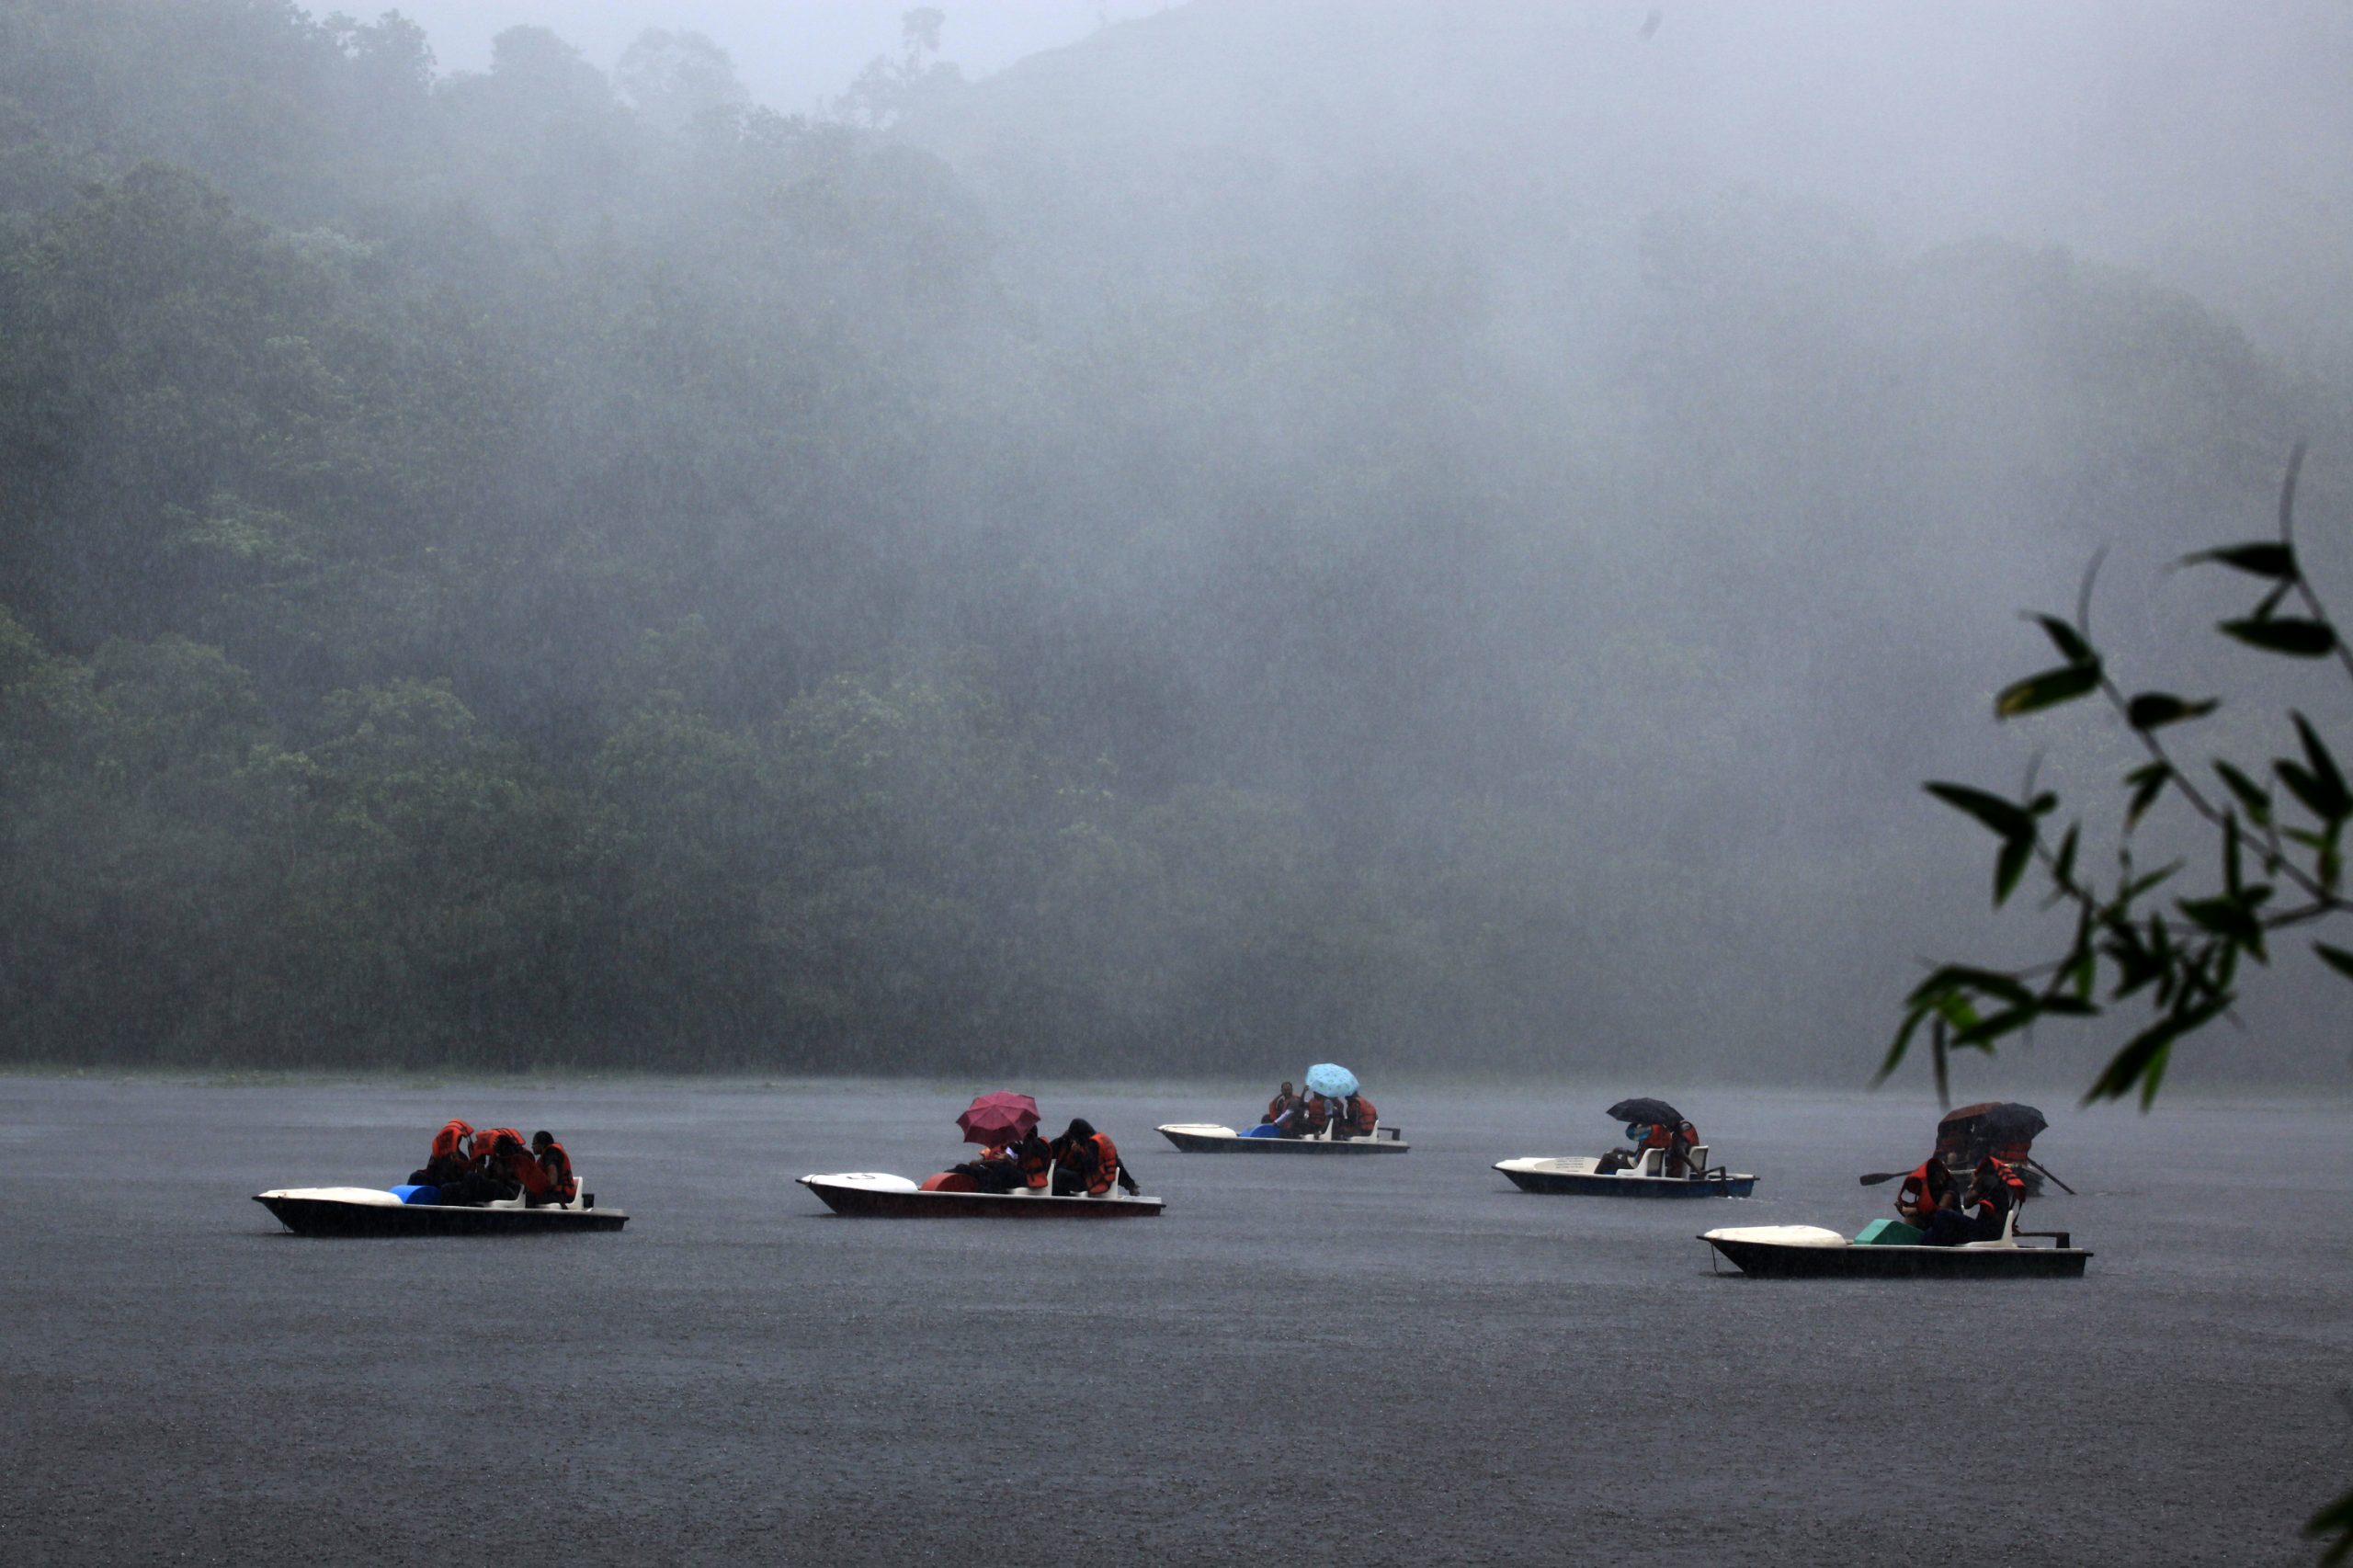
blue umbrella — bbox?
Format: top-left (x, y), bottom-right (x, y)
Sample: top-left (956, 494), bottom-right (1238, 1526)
top-left (1303, 1062), bottom-right (1358, 1097)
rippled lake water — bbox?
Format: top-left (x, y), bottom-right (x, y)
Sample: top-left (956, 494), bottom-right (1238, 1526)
top-left (3, 1076), bottom-right (2347, 1565)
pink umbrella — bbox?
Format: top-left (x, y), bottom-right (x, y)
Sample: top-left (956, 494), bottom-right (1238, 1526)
top-left (956, 1092), bottom-right (1040, 1146)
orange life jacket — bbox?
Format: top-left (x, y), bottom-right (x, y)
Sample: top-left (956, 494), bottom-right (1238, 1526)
top-left (1084, 1131), bottom-right (1122, 1196)
top-left (1972, 1155), bottom-right (2026, 1221)
top-left (1267, 1092), bottom-right (1297, 1122)
top-left (1897, 1160), bottom-right (1953, 1220)
top-left (429, 1119), bottom-right (473, 1165)
top-left (1341, 1094), bottom-right (1378, 1137)
top-left (1302, 1095), bottom-right (1338, 1132)
top-left (1638, 1122), bottom-right (1673, 1152)
top-left (1667, 1120), bottom-right (1699, 1176)
top-left (1015, 1135), bottom-right (1051, 1189)
top-left (524, 1139), bottom-right (575, 1201)
top-left (474, 1128), bottom-right (528, 1176)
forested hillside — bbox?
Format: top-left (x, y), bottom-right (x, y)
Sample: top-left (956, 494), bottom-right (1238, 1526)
top-left (2, 2), bottom-right (2345, 1077)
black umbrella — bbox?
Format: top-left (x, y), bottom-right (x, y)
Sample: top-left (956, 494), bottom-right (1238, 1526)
top-left (1938, 1102), bottom-right (2048, 1143)
top-left (1606, 1097), bottom-right (1682, 1128)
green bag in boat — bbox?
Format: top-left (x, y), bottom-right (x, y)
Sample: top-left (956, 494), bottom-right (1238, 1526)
top-left (1854, 1218), bottom-right (1924, 1245)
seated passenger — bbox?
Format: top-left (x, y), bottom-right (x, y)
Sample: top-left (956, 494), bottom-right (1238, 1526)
top-left (1895, 1156), bottom-right (1959, 1229)
top-left (951, 1142), bottom-right (1024, 1195)
top-left (517, 1130), bottom-right (578, 1207)
top-left (1262, 1082), bottom-right (1301, 1126)
top-left (1051, 1119), bottom-right (1141, 1197)
top-left (1295, 1094), bottom-right (1340, 1139)
top-left (1666, 1119), bottom-right (1701, 1177)
top-left (1011, 1130), bottom-right (1052, 1191)
top-left (1336, 1092), bottom-right (1379, 1140)
top-left (407, 1119), bottom-right (476, 1186)
top-left (1917, 1155), bottom-right (2027, 1246)
top-left (437, 1128), bottom-right (528, 1206)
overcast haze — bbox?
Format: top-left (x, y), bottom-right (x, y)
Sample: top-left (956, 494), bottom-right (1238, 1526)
top-left (391, 0), bottom-right (1173, 115)
top-left (0, 0), bottom-right (2347, 1095)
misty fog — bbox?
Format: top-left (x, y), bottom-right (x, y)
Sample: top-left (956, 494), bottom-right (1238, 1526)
top-left (2, 0), bottom-right (2347, 1093)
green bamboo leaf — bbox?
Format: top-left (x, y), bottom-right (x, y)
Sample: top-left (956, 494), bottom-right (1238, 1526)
top-left (2050, 824), bottom-right (2080, 890)
top-left (2221, 618), bottom-right (2336, 657)
top-left (2315, 943), bottom-right (2353, 983)
top-left (2124, 763), bottom-right (2171, 829)
top-left (1877, 1005), bottom-right (1928, 1083)
top-left (1904, 964), bottom-right (2037, 1009)
top-left (2277, 760), bottom-right (2338, 824)
top-left (2291, 712), bottom-right (2350, 821)
top-left (1925, 782), bottom-right (2034, 843)
top-left (2181, 541), bottom-right (2296, 579)
top-left (2030, 614), bottom-right (2095, 665)
top-left (2084, 994), bottom-right (2231, 1108)
top-left (2124, 693), bottom-right (2218, 730)
top-left (1994, 835), bottom-right (2032, 906)
top-left (1995, 663), bottom-right (2102, 718)
top-left (2212, 760), bottom-right (2271, 828)
top-left (1953, 1004), bottom-right (2040, 1049)
top-left (1931, 1015), bottom-right (1950, 1108)
top-left (2177, 893), bottom-right (2269, 960)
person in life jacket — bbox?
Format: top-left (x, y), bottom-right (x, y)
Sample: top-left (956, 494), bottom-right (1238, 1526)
top-left (436, 1128), bottom-right (528, 1206)
top-left (1895, 1157), bottom-right (1957, 1227)
top-left (1263, 1082), bottom-right (1301, 1127)
top-left (1011, 1129), bottom-right (1052, 1191)
top-left (1916, 1155), bottom-right (2026, 1246)
top-left (407, 1119), bottom-right (477, 1187)
top-left (951, 1141), bottom-right (1024, 1195)
top-left (1051, 1119), bottom-right (1141, 1197)
top-left (1337, 1092), bottom-right (1379, 1140)
top-left (522, 1131), bottom-right (577, 1206)
top-left (1665, 1119), bottom-right (1701, 1177)
top-left (1631, 1120), bottom-right (1677, 1171)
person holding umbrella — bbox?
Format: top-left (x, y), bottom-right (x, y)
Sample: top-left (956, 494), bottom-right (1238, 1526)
top-left (1301, 1063), bottom-right (1373, 1141)
top-left (953, 1093), bottom-right (1043, 1194)
top-left (1606, 1097), bottom-right (1698, 1175)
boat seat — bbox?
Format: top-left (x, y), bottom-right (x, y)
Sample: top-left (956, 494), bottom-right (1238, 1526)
top-left (1626, 1147), bottom-right (1665, 1177)
top-left (1682, 1144), bottom-right (1710, 1178)
top-left (1961, 1206), bottom-right (2023, 1249)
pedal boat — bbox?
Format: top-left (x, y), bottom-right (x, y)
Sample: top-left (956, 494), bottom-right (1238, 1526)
top-left (1700, 1219), bottom-right (2089, 1278)
top-left (1496, 1144), bottom-right (1756, 1197)
top-left (1155, 1122), bottom-right (1408, 1153)
top-left (254, 1187), bottom-right (626, 1237)
top-left (798, 1172), bottom-right (1164, 1218)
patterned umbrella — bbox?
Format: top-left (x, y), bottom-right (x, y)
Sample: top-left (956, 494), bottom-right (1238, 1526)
top-left (1303, 1063), bottom-right (1359, 1097)
top-left (956, 1091), bottom-right (1040, 1146)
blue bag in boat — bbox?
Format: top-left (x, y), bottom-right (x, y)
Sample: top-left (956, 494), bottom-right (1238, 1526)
top-left (390, 1184), bottom-right (439, 1205)
top-left (1241, 1123), bottom-right (1281, 1139)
